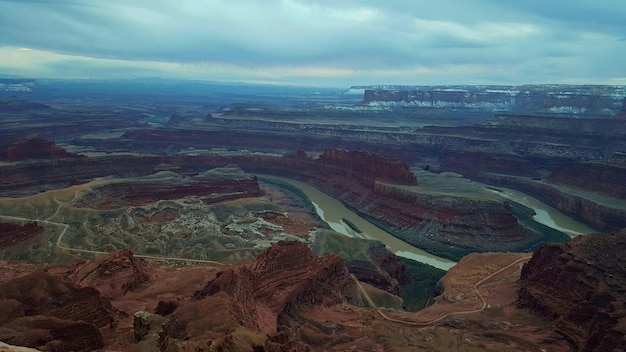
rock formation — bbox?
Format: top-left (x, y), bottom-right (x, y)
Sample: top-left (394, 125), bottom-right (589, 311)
top-left (317, 148), bottom-right (418, 186)
top-left (518, 230), bottom-right (626, 351)
top-left (191, 240), bottom-right (362, 334)
top-left (469, 173), bottom-right (626, 232)
top-left (361, 85), bottom-right (626, 116)
top-left (78, 169), bottom-right (260, 208)
top-left (0, 149), bottom-right (549, 259)
top-left (343, 241), bottom-right (408, 296)
top-left (0, 138), bottom-right (79, 161)
top-left (0, 222), bottom-right (43, 249)
top-left (548, 161), bottom-right (626, 199)
top-left (68, 249), bottom-right (150, 298)
top-left (0, 270), bottom-right (115, 351)
top-left (0, 241), bottom-right (590, 351)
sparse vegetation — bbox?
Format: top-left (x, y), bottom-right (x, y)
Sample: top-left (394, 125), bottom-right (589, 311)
top-left (399, 257), bottom-right (446, 311)
top-left (341, 218), bottom-right (362, 234)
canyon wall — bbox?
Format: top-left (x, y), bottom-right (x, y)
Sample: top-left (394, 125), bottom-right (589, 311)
top-left (0, 147), bottom-right (561, 260)
top-left (548, 161), bottom-right (626, 199)
top-left (460, 173), bottom-right (626, 232)
top-left (191, 240), bottom-right (362, 336)
top-left (361, 85), bottom-right (626, 117)
top-left (0, 138), bottom-right (79, 161)
top-left (0, 271), bottom-right (115, 351)
top-left (519, 231), bottom-right (626, 351)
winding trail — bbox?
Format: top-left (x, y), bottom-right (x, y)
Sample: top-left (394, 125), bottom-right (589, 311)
top-left (0, 190), bottom-right (228, 266)
top-left (352, 254), bottom-right (532, 326)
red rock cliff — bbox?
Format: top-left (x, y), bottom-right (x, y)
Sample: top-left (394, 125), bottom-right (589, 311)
top-left (0, 271), bottom-right (115, 351)
top-left (0, 138), bottom-right (79, 161)
top-left (318, 148), bottom-right (417, 186)
top-left (191, 241), bottom-right (361, 334)
top-left (518, 230), bottom-right (626, 351)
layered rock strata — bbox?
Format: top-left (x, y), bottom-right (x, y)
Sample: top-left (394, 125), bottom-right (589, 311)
top-left (548, 161), bottom-right (626, 199)
top-left (77, 170), bottom-right (260, 209)
top-left (518, 230), bottom-right (626, 351)
top-left (361, 85), bottom-right (626, 116)
top-left (0, 149), bottom-right (547, 258)
top-left (0, 138), bottom-right (79, 161)
top-left (68, 249), bottom-right (151, 298)
top-left (0, 271), bottom-right (115, 351)
top-left (191, 240), bottom-right (362, 333)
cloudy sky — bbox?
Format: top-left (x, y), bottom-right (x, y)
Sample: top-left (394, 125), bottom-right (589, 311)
top-left (1, 0), bottom-right (625, 87)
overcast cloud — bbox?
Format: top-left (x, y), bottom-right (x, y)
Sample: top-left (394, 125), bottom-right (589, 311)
top-left (0, 0), bottom-right (625, 86)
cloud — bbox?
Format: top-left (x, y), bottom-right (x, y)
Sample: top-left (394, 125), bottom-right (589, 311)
top-left (1, 0), bottom-right (625, 86)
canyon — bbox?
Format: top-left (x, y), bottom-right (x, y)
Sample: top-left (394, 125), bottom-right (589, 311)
top-left (0, 80), bottom-right (625, 351)
top-left (0, 143), bottom-right (566, 261)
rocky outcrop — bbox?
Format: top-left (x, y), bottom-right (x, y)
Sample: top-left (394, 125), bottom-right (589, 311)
top-left (344, 241), bottom-right (408, 296)
top-left (0, 222), bottom-right (44, 249)
top-left (439, 150), bottom-right (539, 178)
top-left (5, 316), bottom-right (103, 352)
top-left (518, 230), bottom-right (626, 352)
top-left (0, 138), bottom-right (79, 161)
top-left (78, 169), bottom-right (260, 208)
top-left (361, 85), bottom-right (626, 116)
top-left (548, 161), bottom-right (626, 199)
top-left (0, 271), bottom-right (114, 351)
top-left (132, 311), bottom-right (168, 352)
top-left (68, 249), bottom-right (150, 298)
top-left (317, 148), bottom-right (417, 186)
top-left (191, 241), bottom-right (362, 333)
top-left (0, 154), bottom-right (166, 197)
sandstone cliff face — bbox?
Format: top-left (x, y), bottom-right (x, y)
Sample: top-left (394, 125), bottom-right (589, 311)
top-left (0, 155), bottom-right (169, 197)
top-left (68, 249), bottom-right (150, 298)
top-left (548, 161), bottom-right (626, 199)
top-left (317, 148), bottom-right (418, 186)
top-left (0, 138), bottom-right (79, 161)
top-left (439, 151), bottom-right (539, 177)
top-left (472, 173), bottom-right (626, 232)
top-left (518, 231), bottom-right (626, 352)
top-left (191, 241), bottom-right (362, 334)
top-left (340, 180), bottom-right (531, 259)
top-left (362, 85), bottom-right (626, 116)
top-left (0, 271), bottom-right (115, 351)
top-left (344, 241), bottom-right (408, 296)
top-left (78, 171), bottom-right (260, 208)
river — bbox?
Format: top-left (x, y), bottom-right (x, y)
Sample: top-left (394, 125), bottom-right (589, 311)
top-left (485, 187), bottom-right (597, 237)
top-left (260, 175), bottom-right (457, 270)
top-left (259, 175), bottom-right (596, 271)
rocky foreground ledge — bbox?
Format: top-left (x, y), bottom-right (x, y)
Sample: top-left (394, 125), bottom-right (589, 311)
top-left (519, 230), bottom-right (626, 351)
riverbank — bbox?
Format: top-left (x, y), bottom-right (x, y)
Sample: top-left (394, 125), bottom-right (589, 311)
top-left (259, 175), bottom-right (457, 270)
top-left (486, 186), bottom-right (597, 237)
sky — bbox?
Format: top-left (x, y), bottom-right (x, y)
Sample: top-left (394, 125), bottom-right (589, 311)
top-left (1, 0), bottom-right (625, 87)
